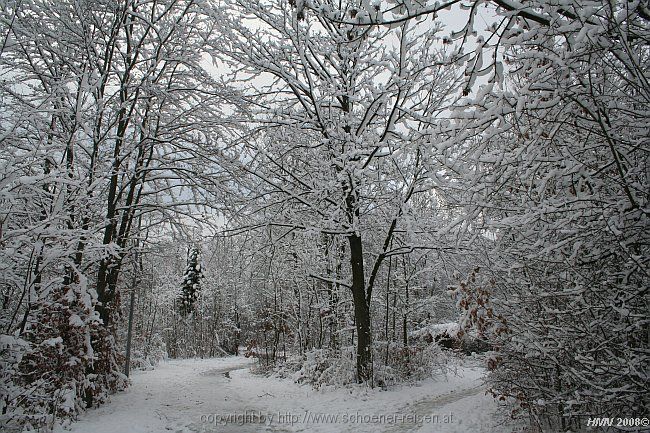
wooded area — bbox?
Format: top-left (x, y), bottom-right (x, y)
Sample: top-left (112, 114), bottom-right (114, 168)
top-left (1, 0), bottom-right (647, 432)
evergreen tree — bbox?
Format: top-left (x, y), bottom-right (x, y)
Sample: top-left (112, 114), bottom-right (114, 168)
top-left (178, 246), bottom-right (202, 316)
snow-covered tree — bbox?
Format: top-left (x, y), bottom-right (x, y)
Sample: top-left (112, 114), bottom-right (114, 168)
top-left (295, 0), bottom-right (649, 425)
top-left (209, 0), bottom-right (462, 383)
top-left (178, 246), bottom-right (203, 316)
top-left (0, 0), bottom-right (232, 427)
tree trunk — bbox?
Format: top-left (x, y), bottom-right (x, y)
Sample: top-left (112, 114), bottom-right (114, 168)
top-left (348, 233), bottom-right (372, 383)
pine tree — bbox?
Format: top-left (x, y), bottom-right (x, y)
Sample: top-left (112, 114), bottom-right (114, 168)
top-left (178, 246), bottom-right (202, 316)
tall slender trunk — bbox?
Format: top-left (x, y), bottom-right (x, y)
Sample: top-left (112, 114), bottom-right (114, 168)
top-left (348, 233), bottom-right (372, 383)
top-left (384, 254), bottom-right (392, 366)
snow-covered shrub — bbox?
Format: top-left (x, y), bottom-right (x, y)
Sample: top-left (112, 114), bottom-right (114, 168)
top-left (269, 355), bottom-right (304, 379)
top-left (455, 258), bottom-right (648, 431)
top-left (1, 284), bottom-right (127, 432)
top-left (292, 347), bottom-right (357, 388)
top-left (288, 343), bottom-right (451, 389)
top-left (218, 316), bottom-right (242, 356)
top-left (488, 263), bottom-right (648, 431)
top-left (244, 305), bottom-right (291, 368)
top-left (0, 335), bottom-right (30, 432)
top-left (129, 334), bottom-right (167, 371)
top-left (376, 337), bottom-right (452, 386)
top-left (375, 343), bottom-right (440, 386)
top-left (448, 1), bottom-right (649, 430)
top-left (409, 321), bottom-right (490, 355)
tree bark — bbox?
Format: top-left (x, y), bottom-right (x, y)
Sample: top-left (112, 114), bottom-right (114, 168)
top-left (348, 233), bottom-right (372, 383)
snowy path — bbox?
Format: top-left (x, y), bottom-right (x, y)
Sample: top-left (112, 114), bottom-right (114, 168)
top-left (55, 357), bottom-right (516, 433)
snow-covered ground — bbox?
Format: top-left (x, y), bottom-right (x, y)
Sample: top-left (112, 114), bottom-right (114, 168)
top-left (55, 356), bottom-right (521, 433)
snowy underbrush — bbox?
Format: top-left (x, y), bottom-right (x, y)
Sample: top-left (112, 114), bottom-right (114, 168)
top-left (127, 334), bottom-right (168, 371)
top-left (1, 329), bottom-right (127, 433)
top-left (1, 286), bottom-right (128, 433)
top-left (374, 341), bottom-right (455, 386)
top-left (291, 347), bottom-right (357, 387)
top-left (409, 322), bottom-right (492, 355)
top-left (267, 342), bottom-right (457, 389)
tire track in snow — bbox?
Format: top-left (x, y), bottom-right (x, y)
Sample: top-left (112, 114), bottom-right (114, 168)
top-left (382, 385), bottom-right (487, 433)
top-left (175, 363), bottom-right (261, 433)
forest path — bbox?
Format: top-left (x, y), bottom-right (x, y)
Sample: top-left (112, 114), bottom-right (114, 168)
top-left (382, 384), bottom-right (489, 433)
top-left (55, 356), bottom-right (515, 433)
top-left (55, 357), bottom-right (258, 433)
